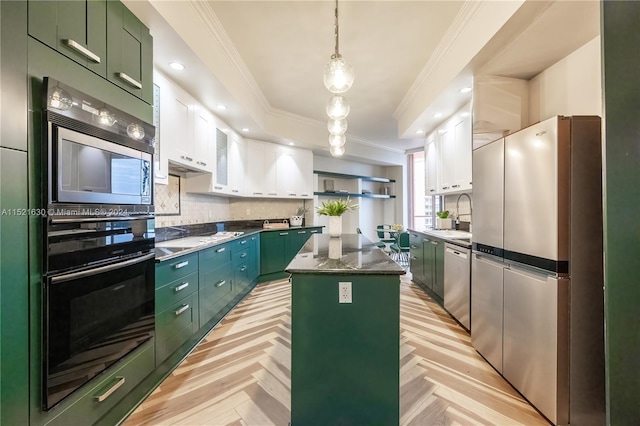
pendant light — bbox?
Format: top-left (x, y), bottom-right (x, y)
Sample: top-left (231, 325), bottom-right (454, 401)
top-left (324, 0), bottom-right (353, 156)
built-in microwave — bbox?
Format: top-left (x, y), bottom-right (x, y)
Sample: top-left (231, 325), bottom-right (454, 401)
top-left (44, 77), bottom-right (155, 207)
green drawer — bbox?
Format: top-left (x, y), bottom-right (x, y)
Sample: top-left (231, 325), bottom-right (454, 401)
top-left (45, 342), bottom-right (154, 426)
top-left (233, 262), bottom-right (250, 296)
top-left (230, 236), bottom-right (251, 252)
top-left (155, 293), bottom-right (198, 363)
top-left (156, 252), bottom-right (198, 288)
top-left (199, 243), bottom-right (232, 272)
top-left (155, 271), bottom-right (198, 312)
top-left (232, 247), bottom-right (250, 266)
top-left (199, 268), bottom-right (233, 328)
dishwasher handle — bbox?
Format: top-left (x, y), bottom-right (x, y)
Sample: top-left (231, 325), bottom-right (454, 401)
top-left (446, 247), bottom-right (468, 259)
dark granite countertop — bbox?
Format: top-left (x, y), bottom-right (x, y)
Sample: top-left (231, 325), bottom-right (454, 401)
top-left (155, 225), bottom-right (322, 262)
top-left (407, 228), bottom-right (472, 249)
top-left (285, 234), bottom-right (406, 275)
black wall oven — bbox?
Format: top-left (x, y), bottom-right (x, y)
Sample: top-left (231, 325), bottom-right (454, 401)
top-left (42, 78), bottom-right (156, 410)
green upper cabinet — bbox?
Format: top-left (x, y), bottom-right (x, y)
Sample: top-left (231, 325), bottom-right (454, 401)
top-left (106, 0), bottom-right (153, 104)
top-left (28, 0), bottom-right (107, 76)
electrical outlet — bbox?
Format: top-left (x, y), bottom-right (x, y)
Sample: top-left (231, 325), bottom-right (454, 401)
top-left (339, 281), bottom-right (352, 304)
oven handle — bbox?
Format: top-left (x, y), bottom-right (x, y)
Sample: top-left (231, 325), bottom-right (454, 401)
top-left (50, 252), bottom-right (155, 284)
top-left (49, 215), bottom-right (155, 224)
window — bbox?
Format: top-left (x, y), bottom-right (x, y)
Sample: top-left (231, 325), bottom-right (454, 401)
top-left (409, 151), bottom-right (440, 230)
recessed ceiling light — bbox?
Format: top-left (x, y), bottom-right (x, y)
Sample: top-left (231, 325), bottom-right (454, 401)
top-left (169, 62), bottom-right (185, 70)
top-left (415, 130), bottom-right (424, 134)
top-left (216, 104), bottom-right (227, 110)
top-left (433, 113), bottom-right (443, 118)
top-left (241, 128), bottom-right (249, 132)
top-left (288, 142), bottom-right (295, 146)
top-left (460, 87), bottom-right (472, 93)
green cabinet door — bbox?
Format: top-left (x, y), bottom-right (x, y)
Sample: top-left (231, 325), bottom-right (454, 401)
top-left (106, 0), bottom-right (152, 104)
top-left (28, 0), bottom-right (107, 76)
top-left (0, 148), bottom-right (29, 425)
top-left (248, 234), bottom-right (260, 281)
top-left (409, 232), bottom-right (425, 285)
top-left (423, 238), bottom-right (436, 291)
top-left (432, 239), bottom-right (445, 299)
top-left (260, 231), bottom-right (288, 275)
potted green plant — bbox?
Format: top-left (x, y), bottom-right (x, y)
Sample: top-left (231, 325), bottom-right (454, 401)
top-left (316, 197), bottom-right (359, 236)
top-left (436, 210), bottom-right (452, 230)
top-left (290, 206), bottom-right (309, 227)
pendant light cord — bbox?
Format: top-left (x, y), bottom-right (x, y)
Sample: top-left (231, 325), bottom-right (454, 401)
top-left (333, 0), bottom-right (340, 59)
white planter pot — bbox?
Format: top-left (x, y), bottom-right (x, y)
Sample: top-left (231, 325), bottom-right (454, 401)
top-left (328, 216), bottom-right (342, 237)
top-left (328, 237), bottom-right (342, 259)
top-left (436, 217), bottom-right (453, 230)
top-left (290, 215), bottom-right (303, 227)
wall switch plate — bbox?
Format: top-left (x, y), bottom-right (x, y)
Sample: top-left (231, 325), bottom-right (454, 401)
top-left (339, 281), bottom-right (352, 303)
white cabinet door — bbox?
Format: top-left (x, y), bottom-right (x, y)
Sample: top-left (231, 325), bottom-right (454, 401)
top-left (452, 106), bottom-right (472, 191)
top-left (228, 134), bottom-right (245, 196)
top-left (168, 86), bottom-right (195, 168)
top-left (193, 106), bottom-right (214, 172)
top-left (277, 147), bottom-right (297, 197)
top-left (425, 132), bottom-right (438, 195)
top-left (296, 149), bottom-right (313, 198)
top-left (438, 124), bottom-right (455, 192)
top-left (247, 140), bottom-right (278, 197)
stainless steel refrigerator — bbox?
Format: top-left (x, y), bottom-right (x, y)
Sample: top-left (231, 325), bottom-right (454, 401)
top-left (471, 116), bottom-right (605, 425)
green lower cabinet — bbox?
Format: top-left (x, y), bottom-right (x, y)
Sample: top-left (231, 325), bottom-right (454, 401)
top-left (248, 234), bottom-right (260, 280)
top-left (424, 237), bottom-right (445, 301)
top-left (409, 232), bottom-right (426, 285)
top-left (155, 292), bottom-right (199, 364)
top-left (198, 264), bottom-right (233, 328)
top-left (261, 227), bottom-right (321, 277)
top-left (44, 342), bottom-right (154, 426)
top-left (233, 262), bottom-right (250, 296)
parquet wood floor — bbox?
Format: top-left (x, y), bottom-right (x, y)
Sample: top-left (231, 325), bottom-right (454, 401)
top-left (124, 275), bottom-right (549, 425)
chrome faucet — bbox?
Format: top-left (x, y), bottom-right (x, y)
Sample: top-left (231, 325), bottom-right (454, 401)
top-left (455, 193), bottom-right (472, 223)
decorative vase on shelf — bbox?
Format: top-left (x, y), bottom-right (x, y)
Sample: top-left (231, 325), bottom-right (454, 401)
top-left (329, 216), bottom-right (342, 237)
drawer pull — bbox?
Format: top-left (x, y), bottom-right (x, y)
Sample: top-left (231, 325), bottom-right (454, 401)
top-left (181, 155), bottom-right (193, 162)
top-left (298, 231), bottom-right (306, 234)
top-left (442, 186), bottom-right (450, 190)
top-left (175, 304), bottom-right (190, 316)
top-left (241, 266), bottom-right (247, 272)
top-left (240, 253), bottom-right (247, 258)
top-left (423, 239), bottom-right (430, 243)
top-left (452, 184), bottom-right (460, 188)
top-left (279, 232), bottom-right (289, 236)
top-left (289, 193), bottom-right (296, 196)
top-left (232, 189), bottom-right (239, 193)
top-left (63, 39), bottom-right (101, 63)
top-left (240, 240), bottom-right (248, 245)
top-left (116, 72), bottom-right (143, 89)
top-left (215, 280), bottom-right (227, 288)
top-left (214, 186), bottom-right (223, 190)
top-left (429, 189), bottom-right (435, 192)
top-left (310, 230), bottom-right (319, 233)
top-left (197, 161), bottom-right (207, 166)
top-left (174, 260), bottom-right (189, 269)
top-left (174, 282), bottom-right (189, 292)
top-left (253, 192), bottom-right (263, 195)
top-left (268, 192), bottom-right (277, 196)
top-left (431, 241), bottom-right (438, 245)
top-left (216, 247), bottom-right (226, 253)
top-left (94, 376), bottom-right (125, 402)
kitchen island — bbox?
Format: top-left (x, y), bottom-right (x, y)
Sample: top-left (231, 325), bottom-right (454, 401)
top-left (286, 234), bottom-right (405, 425)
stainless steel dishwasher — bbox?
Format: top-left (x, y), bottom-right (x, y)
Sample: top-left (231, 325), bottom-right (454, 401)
top-left (444, 243), bottom-right (471, 330)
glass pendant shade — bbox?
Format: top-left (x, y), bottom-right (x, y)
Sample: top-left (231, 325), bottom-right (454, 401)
top-left (326, 95), bottom-right (350, 120)
top-left (328, 118), bottom-right (347, 135)
top-left (323, 56), bottom-right (354, 94)
top-left (48, 87), bottom-right (73, 111)
top-left (328, 134), bottom-right (346, 148)
top-left (330, 145), bottom-right (345, 157)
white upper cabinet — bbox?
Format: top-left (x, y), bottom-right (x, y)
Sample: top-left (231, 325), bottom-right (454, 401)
top-left (277, 146), bottom-right (313, 198)
top-left (247, 140), bottom-right (278, 197)
top-left (154, 71), bottom-right (209, 173)
top-left (192, 106), bottom-right (214, 172)
top-left (425, 132), bottom-right (439, 195)
top-left (433, 102), bottom-right (472, 195)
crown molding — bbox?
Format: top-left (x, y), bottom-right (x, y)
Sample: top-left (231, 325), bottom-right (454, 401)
top-left (394, 1), bottom-right (483, 119)
top-left (189, 0), bottom-right (271, 112)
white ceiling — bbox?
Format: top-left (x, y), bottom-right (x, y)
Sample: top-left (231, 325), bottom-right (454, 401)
top-left (124, 0), bottom-right (600, 165)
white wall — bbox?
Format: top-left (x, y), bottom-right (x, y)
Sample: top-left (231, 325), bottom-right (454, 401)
top-left (528, 36), bottom-right (602, 123)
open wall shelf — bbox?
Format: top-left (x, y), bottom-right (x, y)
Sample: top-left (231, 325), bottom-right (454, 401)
top-left (313, 170), bottom-right (396, 183)
top-left (314, 192), bottom-right (396, 199)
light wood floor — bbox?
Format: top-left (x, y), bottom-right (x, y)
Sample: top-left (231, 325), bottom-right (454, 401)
top-left (124, 275), bottom-right (549, 426)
